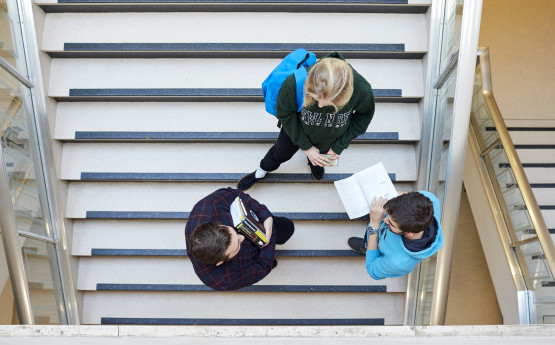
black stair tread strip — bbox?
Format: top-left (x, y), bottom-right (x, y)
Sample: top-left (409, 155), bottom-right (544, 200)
top-left (96, 284), bottom-right (386, 292)
top-left (68, 88), bottom-right (402, 97)
top-left (85, 211), bottom-right (367, 220)
top-left (541, 281), bottom-right (555, 287)
top-left (55, 96), bottom-right (419, 103)
top-left (101, 317), bottom-right (385, 325)
top-left (49, 51), bottom-right (427, 59)
top-left (486, 126), bottom-right (555, 131)
top-left (73, 131), bottom-right (400, 141)
top-left (79, 172), bottom-right (398, 182)
top-left (540, 206), bottom-right (555, 210)
top-left (514, 145), bottom-right (555, 149)
top-left (499, 163), bottom-right (555, 168)
top-left (90, 249), bottom-right (362, 257)
top-left (64, 42), bottom-right (406, 51)
top-left (505, 183), bottom-right (555, 188)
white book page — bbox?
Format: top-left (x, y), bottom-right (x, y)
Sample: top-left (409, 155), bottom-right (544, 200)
top-left (355, 162), bottom-right (398, 204)
top-left (334, 176), bottom-right (370, 219)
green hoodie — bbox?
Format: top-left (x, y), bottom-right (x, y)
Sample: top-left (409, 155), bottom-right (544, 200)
top-left (275, 52), bottom-right (375, 155)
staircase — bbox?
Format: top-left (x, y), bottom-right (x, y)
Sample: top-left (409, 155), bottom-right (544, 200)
top-left (35, 0), bottom-right (431, 325)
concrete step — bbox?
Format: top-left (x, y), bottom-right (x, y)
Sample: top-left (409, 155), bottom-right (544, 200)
top-left (82, 290), bottom-right (405, 325)
top-left (42, 12), bottom-right (427, 52)
top-left (71, 219), bottom-right (367, 255)
top-left (76, 256), bottom-right (406, 290)
top-left (47, 58), bottom-right (423, 98)
top-left (65, 182), bottom-right (414, 219)
top-left (60, 143), bottom-right (417, 180)
top-left (37, 0), bottom-right (432, 14)
top-left (54, 102), bottom-right (421, 142)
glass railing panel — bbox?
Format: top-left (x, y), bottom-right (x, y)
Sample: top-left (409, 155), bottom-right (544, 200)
top-left (0, 0), bottom-right (25, 74)
top-left (20, 236), bottom-right (63, 324)
top-left (0, 68), bottom-right (48, 238)
top-left (439, 0), bottom-right (464, 72)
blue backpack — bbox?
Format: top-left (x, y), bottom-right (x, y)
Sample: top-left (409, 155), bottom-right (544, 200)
top-left (262, 49), bottom-right (317, 116)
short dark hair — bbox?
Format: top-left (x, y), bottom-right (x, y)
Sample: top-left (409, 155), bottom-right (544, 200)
top-left (383, 192), bottom-right (434, 234)
top-left (190, 221), bottom-right (232, 265)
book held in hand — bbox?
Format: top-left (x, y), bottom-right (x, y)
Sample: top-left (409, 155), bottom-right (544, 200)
top-left (230, 196), bottom-right (268, 248)
top-left (334, 162), bottom-right (398, 219)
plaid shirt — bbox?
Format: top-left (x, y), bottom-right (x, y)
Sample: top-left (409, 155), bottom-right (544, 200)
top-left (185, 188), bottom-right (275, 291)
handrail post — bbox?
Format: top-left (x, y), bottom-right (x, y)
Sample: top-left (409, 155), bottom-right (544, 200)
top-left (0, 147), bottom-right (34, 324)
top-left (429, 0), bottom-right (483, 325)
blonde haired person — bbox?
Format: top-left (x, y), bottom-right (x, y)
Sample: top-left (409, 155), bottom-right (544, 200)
top-left (238, 52), bottom-right (375, 190)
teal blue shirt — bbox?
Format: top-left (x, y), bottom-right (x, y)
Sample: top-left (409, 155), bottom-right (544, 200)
top-left (365, 191), bottom-right (444, 280)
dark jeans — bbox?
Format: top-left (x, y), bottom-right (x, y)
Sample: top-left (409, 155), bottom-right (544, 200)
top-left (260, 128), bottom-right (300, 172)
top-left (273, 216), bottom-right (295, 245)
top-left (260, 128), bottom-right (324, 172)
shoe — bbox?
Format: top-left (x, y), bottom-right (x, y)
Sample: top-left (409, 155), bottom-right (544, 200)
top-left (348, 237), bottom-right (366, 255)
top-left (273, 259), bottom-right (278, 268)
top-left (237, 171), bottom-right (262, 191)
top-left (308, 161), bottom-right (325, 180)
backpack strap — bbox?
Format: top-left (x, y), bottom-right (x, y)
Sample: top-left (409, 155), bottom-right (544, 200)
top-left (293, 66), bottom-right (308, 113)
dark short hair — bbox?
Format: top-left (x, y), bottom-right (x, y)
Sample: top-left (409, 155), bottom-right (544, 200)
top-left (383, 192), bottom-right (434, 234)
top-left (190, 221), bottom-right (232, 265)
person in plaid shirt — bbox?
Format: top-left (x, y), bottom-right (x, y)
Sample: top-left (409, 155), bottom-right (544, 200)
top-left (185, 188), bottom-right (294, 291)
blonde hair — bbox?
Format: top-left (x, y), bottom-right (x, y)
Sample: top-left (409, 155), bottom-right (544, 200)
top-left (303, 58), bottom-right (354, 113)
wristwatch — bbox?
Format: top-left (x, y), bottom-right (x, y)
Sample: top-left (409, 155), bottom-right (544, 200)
top-left (366, 222), bottom-right (379, 236)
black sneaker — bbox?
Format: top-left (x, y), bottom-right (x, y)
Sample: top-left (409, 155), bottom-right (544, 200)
top-left (308, 161), bottom-right (325, 180)
top-left (348, 237), bottom-right (366, 255)
top-left (273, 259), bottom-right (278, 268)
top-left (237, 171), bottom-right (262, 191)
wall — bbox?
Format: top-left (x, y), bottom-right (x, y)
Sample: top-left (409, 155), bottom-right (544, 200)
top-left (478, 0), bottom-right (555, 122)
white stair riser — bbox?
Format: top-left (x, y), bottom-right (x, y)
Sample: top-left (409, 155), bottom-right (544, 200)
top-left (515, 149), bottom-right (555, 163)
top-left (522, 168), bottom-right (555, 184)
top-left (66, 181), bottom-right (415, 218)
top-left (43, 12), bottom-right (427, 51)
top-left (509, 132), bottom-right (555, 145)
top-left (542, 210), bottom-right (555, 228)
top-left (71, 220), bottom-right (368, 255)
top-left (54, 102), bottom-right (422, 140)
top-left (530, 188), bottom-right (555, 206)
top-left (77, 257), bottom-right (406, 290)
top-left (61, 143), bottom-right (417, 180)
top-left (82, 291), bottom-right (405, 325)
top-left (48, 58), bottom-right (424, 96)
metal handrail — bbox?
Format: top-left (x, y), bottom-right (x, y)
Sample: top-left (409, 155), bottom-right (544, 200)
top-left (477, 47), bottom-right (555, 278)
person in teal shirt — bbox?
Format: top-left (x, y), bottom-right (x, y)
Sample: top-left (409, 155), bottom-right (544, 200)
top-left (348, 191), bottom-right (443, 280)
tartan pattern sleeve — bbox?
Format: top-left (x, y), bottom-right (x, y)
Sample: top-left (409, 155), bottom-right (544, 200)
top-left (185, 188), bottom-right (276, 291)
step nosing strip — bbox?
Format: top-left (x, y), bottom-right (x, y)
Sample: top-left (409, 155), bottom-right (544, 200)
top-left (96, 283), bottom-right (386, 292)
top-left (68, 88), bottom-right (402, 97)
top-left (74, 131), bottom-right (400, 141)
top-left (90, 249), bottom-right (362, 257)
top-left (486, 127), bottom-right (555, 132)
top-left (64, 42), bottom-right (406, 52)
top-left (514, 145), bottom-right (555, 149)
top-left (79, 172), bottom-right (398, 182)
top-left (100, 318), bottom-right (385, 326)
top-left (85, 211), bottom-right (366, 220)
top-left (499, 163), bottom-right (555, 168)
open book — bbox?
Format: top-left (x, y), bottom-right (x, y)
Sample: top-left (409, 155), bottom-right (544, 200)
top-left (334, 162), bottom-right (397, 219)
